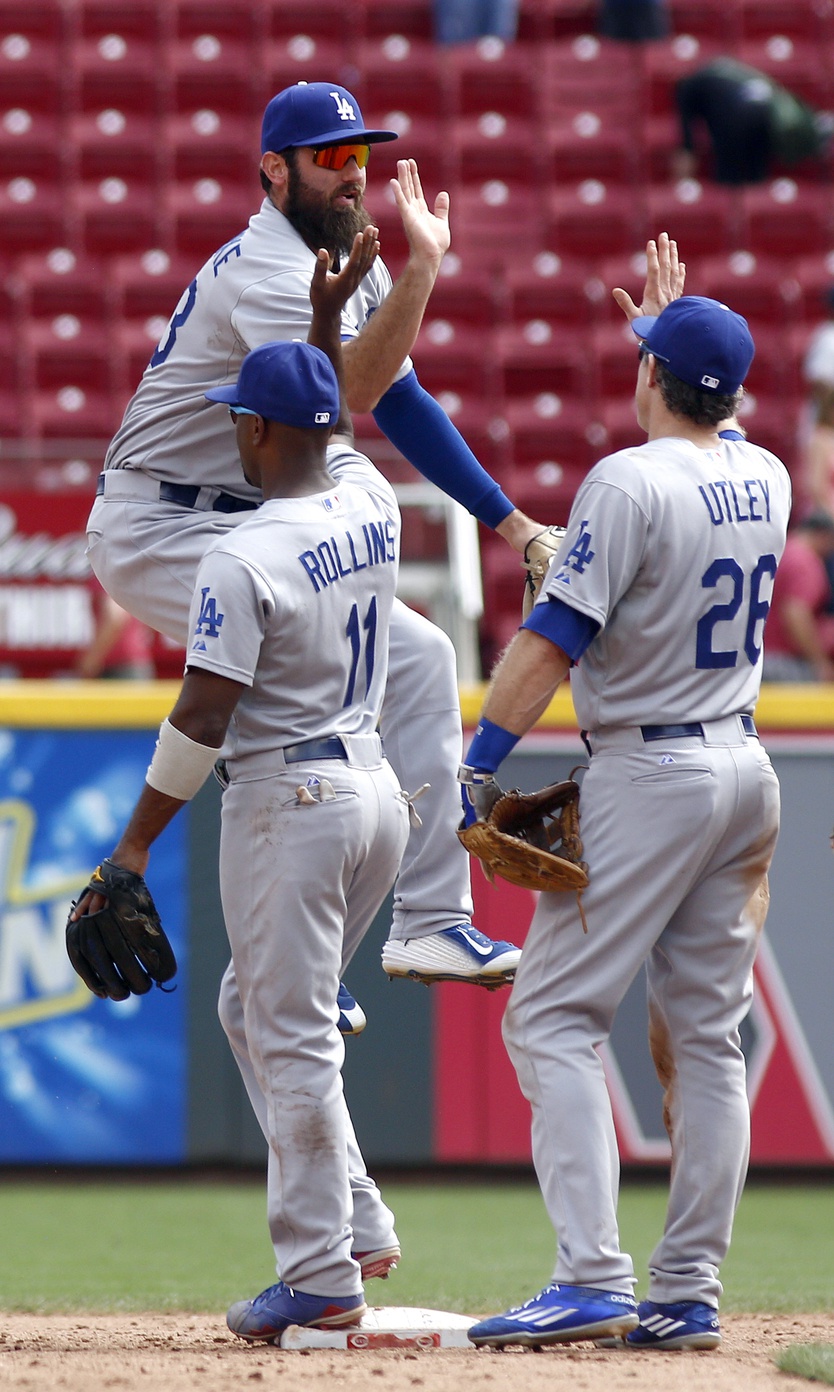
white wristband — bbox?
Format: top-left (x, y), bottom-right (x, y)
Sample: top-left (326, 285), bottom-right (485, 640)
top-left (146, 718), bottom-right (220, 801)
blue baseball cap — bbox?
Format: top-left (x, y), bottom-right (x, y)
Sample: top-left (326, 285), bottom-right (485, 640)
top-left (630, 295), bottom-right (755, 394)
top-left (261, 82), bottom-right (398, 154)
top-left (205, 341), bottom-right (340, 429)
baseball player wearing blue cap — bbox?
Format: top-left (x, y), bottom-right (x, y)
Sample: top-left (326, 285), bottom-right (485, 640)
top-left (76, 236), bottom-right (412, 1340)
top-left (459, 296), bottom-right (791, 1351)
top-left (88, 79), bottom-right (533, 1009)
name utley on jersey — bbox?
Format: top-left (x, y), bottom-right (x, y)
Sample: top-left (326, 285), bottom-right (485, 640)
top-left (184, 446), bottom-right (398, 768)
top-left (104, 199), bottom-right (409, 499)
top-left (540, 435), bottom-right (791, 729)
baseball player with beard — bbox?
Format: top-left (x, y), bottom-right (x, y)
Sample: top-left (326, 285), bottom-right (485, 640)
top-left (74, 233), bottom-right (412, 1340)
top-left (460, 295), bottom-right (790, 1351)
top-left (86, 80), bottom-right (537, 1024)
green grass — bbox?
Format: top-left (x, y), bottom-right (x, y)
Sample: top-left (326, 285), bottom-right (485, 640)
top-left (776, 1344), bottom-right (834, 1384)
top-left (0, 1177), bottom-right (833, 1314)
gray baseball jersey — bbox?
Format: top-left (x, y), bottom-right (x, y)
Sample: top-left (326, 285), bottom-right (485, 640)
top-left (185, 446), bottom-right (398, 765)
top-left (104, 198), bottom-right (410, 497)
top-left (540, 435), bottom-right (791, 727)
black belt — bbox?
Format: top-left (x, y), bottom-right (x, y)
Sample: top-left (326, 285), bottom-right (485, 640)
top-left (580, 715), bottom-right (757, 757)
top-left (283, 737), bottom-right (346, 763)
top-left (96, 474), bottom-right (257, 514)
top-left (641, 715), bottom-right (757, 741)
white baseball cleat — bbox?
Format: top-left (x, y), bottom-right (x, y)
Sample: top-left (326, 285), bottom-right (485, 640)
top-left (381, 925), bottom-right (521, 987)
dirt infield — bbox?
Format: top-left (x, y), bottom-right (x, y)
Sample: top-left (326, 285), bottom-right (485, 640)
top-left (1, 1313), bottom-right (832, 1390)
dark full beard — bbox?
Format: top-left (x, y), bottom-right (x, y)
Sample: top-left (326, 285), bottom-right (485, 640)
top-left (284, 160), bottom-right (372, 259)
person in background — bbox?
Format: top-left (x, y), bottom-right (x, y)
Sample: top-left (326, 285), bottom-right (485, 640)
top-left (75, 579), bottom-right (155, 680)
top-left (598, 0), bottom-right (669, 42)
top-left (674, 57), bottom-right (834, 185)
top-left (763, 510), bottom-right (834, 682)
top-left (434, 0), bottom-right (518, 44)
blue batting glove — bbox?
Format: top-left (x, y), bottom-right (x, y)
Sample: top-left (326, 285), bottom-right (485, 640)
top-left (458, 764), bottom-right (502, 827)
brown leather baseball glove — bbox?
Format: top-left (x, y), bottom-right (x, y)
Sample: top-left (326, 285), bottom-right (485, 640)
top-left (522, 525), bottom-right (567, 620)
top-left (458, 778), bottom-right (589, 896)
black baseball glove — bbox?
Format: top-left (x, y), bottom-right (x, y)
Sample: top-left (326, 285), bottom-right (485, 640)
top-left (66, 858), bottom-right (177, 1001)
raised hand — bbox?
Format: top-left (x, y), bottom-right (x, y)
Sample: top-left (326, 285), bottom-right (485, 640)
top-left (390, 158), bottom-right (451, 267)
top-left (612, 231), bottom-right (686, 323)
top-left (309, 225), bottom-right (380, 317)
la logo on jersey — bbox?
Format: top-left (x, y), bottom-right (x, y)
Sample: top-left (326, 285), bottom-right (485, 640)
top-left (330, 91), bottom-right (356, 122)
top-left (194, 585), bottom-right (224, 642)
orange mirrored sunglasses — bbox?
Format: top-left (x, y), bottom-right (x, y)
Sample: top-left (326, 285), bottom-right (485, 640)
top-left (311, 143), bottom-right (371, 171)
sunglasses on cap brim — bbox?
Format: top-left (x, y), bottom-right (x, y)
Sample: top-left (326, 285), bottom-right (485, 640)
top-left (311, 143), bottom-right (370, 170)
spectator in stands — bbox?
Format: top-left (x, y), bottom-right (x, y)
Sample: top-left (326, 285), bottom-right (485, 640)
top-left (803, 291), bottom-right (834, 404)
top-left (801, 385), bottom-right (834, 519)
top-left (674, 57), bottom-right (834, 185)
top-left (74, 579), bottom-right (155, 680)
top-left (597, 0), bottom-right (669, 42)
top-left (434, 0), bottom-right (518, 43)
top-left (763, 511), bottom-right (834, 682)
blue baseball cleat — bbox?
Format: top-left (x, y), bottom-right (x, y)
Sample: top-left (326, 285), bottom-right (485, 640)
top-left (467, 1283), bottom-right (639, 1347)
top-left (381, 925), bottom-right (521, 987)
top-left (337, 982), bottom-right (366, 1035)
top-left (227, 1281), bottom-right (366, 1343)
top-left (626, 1299), bottom-right (721, 1350)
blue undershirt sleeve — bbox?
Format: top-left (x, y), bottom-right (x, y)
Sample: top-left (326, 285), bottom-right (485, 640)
top-left (523, 596), bottom-right (600, 662)
top-left (371, 369), bottom-right (514, 530)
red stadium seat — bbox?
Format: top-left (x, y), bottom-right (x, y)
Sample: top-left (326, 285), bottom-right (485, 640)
top-left (424, 256), bottom-right (501, 327)
top-left (0, 26), bottom-right (62, 108)
top-left (494, 322), bottom-right (593, 401)
top-left (23, 385), bottom-right (123, 440)
top-left (644, 179), bottom-right (746, 256)
top-left (164, 178), bottom-right (259, 261)
top-left (68, 10), bottom-right (162, 116)
top-left (446, 181), bottom-right (546, 266)
top-left (67, 109), bottom-right (159, 183)
top-left (0, 106), bottom-right (59, 180)
top-left (546, 179), bottom-right (644, 259)
top-left (108, 248), bottom-right (203, 321)
top-left (440, 36), bottom-right (540, 118)
top-left (266, 1), bottom-right (353, 40)
top-left (411, 321), bottom-right (496, 400)
top-left (665, 0), bottom-right (738, 43)
top-left (541, 33), bottom-right (643, 102)
top-left (68, 177), bottom-right (160, 255)
top-left (740, 180), bottom-right (834, 257)
top-left (693, 250), bottom-right (803, 324)
top-left (791, 251), bottom-right (834, 322)
top-left (355, 37), bottom-right (448, 119)
top-left (500, 395), bottom-right (601, 472)
top-left (448, 112), bottom-right (540, 185)
top-left (0, 174), bottom-right (67, 250)
top-left (505, 250), bottom-right (603, 326)
top-left (161, 110), bottom-right (258, 181)
top-left (587, 321), bottom-right (645, 400)
top-left (737, 0), bottom-right (831, 44)
top-left (516, 0), bottom-right (598, 42)
top-left (261, 36), bottom-right (360, 101)
top-left (544, 105), bottom-right (642, 184)
top-left (11, 248), bottom-right (110, 320)
top-left (358, 0), bottom-right (435, 40)
top-left (167, 2), bottom-right (262, 117)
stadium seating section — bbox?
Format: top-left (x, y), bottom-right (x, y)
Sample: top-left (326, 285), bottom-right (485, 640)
top-left (1, 0), bottom-right (832, 660)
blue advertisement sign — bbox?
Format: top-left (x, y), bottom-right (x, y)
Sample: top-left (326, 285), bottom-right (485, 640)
top-left (0, 729), bottom-right (187, 1162)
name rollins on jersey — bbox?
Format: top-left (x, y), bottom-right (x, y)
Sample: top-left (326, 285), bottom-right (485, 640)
top-left (297, 519), bottom-right (397, 593)
top-left (699, 477), bottom-right (771, 525)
